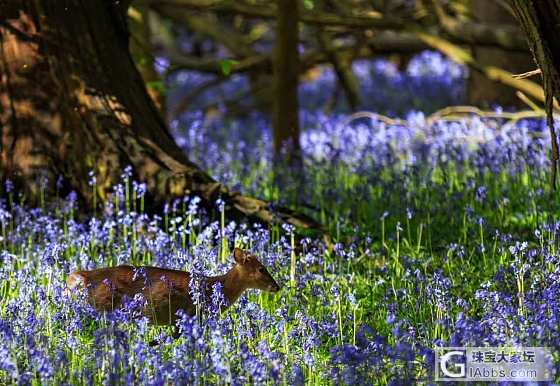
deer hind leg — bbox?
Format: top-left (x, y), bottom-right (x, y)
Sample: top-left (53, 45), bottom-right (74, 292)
top-left (65, 272), bottom-right (87, 296)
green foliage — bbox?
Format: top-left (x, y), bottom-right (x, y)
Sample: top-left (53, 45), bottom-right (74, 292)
top-left (1, 117), bottom-right (559, 383)
top-left (146, 80), bottom-right (166, 94)
top-left (220, 59), bottom-right (240, 76)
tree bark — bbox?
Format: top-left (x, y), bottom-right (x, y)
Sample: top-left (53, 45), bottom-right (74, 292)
top-left (273, 0), bottom-right (301, 166)
top-left (0, 1), bottom-right (322, 231)
top-left (507, 0), bottom-right (560, 186)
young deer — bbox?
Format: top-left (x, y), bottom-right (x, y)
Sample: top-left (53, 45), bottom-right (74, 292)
top-left (66, 248), bottom-right (281, 326)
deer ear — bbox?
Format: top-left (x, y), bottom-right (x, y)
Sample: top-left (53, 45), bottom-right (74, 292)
top-left (233, 248), bottom-right (248, 264)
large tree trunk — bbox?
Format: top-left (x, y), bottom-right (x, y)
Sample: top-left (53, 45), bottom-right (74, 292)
top-left (508, 0), bottom-right (560, 186)
top-left (0, 1), bottom-right (321, 231)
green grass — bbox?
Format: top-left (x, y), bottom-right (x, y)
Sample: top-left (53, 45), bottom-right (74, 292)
top-left (0, 146), bottom-right (559, 384)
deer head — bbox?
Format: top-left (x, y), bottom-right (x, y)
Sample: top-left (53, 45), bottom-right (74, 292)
top-left (232, 248), bottom-right (281, 292)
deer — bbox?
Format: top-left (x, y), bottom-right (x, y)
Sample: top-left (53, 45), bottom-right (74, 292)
top-left (66, 248), bottom-right (281, 329)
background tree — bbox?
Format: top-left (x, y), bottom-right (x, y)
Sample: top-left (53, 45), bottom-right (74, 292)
top-left (2, 0), bottom-right (558, 231)
top-left (507, 0), bottom-right (560, 186)
top-left (0, 1), bottom-right (320, 231)
top-left (152, 0), bottom-right (544, 115)
top-left (273, 0), bottom-right (301, 168)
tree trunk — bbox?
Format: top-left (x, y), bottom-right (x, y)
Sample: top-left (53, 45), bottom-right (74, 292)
top-left (0, 1), bottom-right (322, 231)
top-left (507, 0), bottom-right (560, 186)
top-left (273, 0), bottom-right (301, 167)
top-left (467, 0), bottom-right (534, 108)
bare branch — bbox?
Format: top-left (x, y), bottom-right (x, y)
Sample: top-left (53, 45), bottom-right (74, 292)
top-left (318, 30), bottom-right (361, 110)
top-left (167, 52), bottom-right (270, 73)
top-left (431, 0), bottom-right (527, 51)
top-left (164, 32), bottom-right (427, 75)
top-left (149, 0), bottom-right (400, 29)
top-left (416, 31), bottom-right (550, 106)
top-left (168, 76), bottom-right (227, 120)
top-left (151, 0), bottom-right (528, 51)
top-left (152, 4), bottom-right (255, 57)
top-left (512, 68), bottom-right (541, 79)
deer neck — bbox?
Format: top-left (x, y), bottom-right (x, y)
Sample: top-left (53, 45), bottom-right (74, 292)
top-left (214, 266), bottom-right (246, 307)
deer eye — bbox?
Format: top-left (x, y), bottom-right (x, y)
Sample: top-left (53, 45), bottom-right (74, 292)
top-left (258, 267), bottom-right (265, 273)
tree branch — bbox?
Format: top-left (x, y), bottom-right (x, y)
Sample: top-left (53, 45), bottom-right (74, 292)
top-left (512, 68), bottom-right (541, 79)
top-left (164, 32), bottom-right (427, 75)
top-left (415, 31), bottom-right (550, 106)
top-left (168, 76), bottom-right (226, 120)
top-left (149, 0), bottom-right (400, 29)
top-left (167, 52), bottom-right (270, 73)
top-left (317, 29), bottom-right (361, 110)
top-left (152, 4), bottom-right (255, 57)
top-left (151, 0), bottom-right (528, 51)
top-left (431, 0), bottom-right (527, 51)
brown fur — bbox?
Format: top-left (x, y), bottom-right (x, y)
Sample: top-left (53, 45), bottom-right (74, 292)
top-left (66, 248), bottom-right (280, 326)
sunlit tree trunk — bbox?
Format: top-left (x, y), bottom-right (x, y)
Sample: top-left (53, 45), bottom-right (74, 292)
top-left (0, 1), bottom-right (321, 230)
